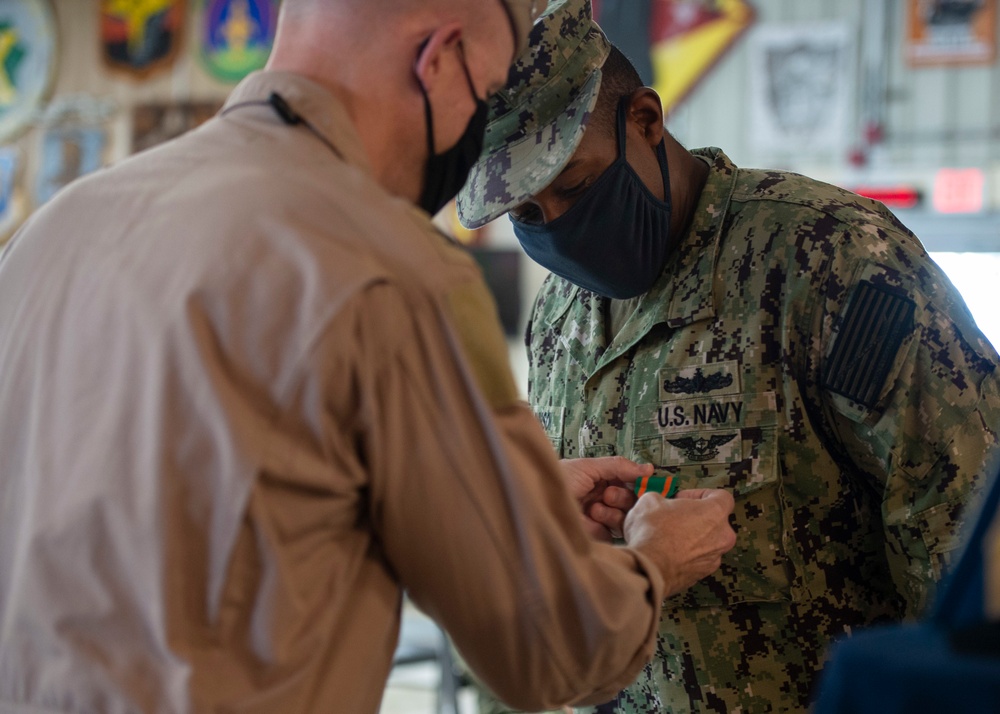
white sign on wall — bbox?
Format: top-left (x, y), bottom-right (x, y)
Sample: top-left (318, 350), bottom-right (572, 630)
top-left (748, 23), bottom-right (855, 156)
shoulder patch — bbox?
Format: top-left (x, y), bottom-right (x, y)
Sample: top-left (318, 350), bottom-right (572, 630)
top-left (446, 279), bottom-right (521, 409)
top-left (823, 280), bottom-right (916, 408)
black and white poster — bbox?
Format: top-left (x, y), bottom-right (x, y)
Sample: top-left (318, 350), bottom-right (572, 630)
top-left (748, 23), bottom-right (854, 155)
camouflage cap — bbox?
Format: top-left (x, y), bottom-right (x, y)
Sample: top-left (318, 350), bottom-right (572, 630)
top-left (500, 0), bottom-right (548, 57)
top-left (458, 0), bottom-right (610, 229)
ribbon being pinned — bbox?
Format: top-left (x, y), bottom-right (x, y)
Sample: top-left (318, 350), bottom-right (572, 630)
top-left (634, 473), bottom-right (678, 498)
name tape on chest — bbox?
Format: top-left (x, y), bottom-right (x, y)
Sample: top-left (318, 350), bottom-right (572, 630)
top-left (636, 391), bottom-right (778, 438)
top-left (657, 399), bottom-right (744, 430)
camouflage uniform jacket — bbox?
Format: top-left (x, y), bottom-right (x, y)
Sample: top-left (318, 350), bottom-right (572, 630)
top-left (524, 148), bottom-right (1000, 713)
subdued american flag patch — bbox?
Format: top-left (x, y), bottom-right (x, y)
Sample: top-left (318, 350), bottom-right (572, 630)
top-left (823, 280), bottom-right (916, 408)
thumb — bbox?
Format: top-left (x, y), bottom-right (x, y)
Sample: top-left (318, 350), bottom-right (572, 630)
top-left (676, 488), bottom-right (735, 516)
top-left (674, 488), bottom-right (717, 500)
top-left (615, 457), bottom-right (654, 480)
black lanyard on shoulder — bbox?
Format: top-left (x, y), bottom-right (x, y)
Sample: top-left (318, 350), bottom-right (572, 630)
top-left (222, 91), bottom-right (344, 161)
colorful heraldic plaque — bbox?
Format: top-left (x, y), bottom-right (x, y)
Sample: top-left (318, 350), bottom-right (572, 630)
top-left (0, 0), bottom-right (57, 144)
top-left (649, 0), bottom-right (755, 115)
top-left (36, 125), bottom-right (107, 206)
top-left (101, 0), bottom-right (186, 79)
top-left (201, 0), bottom-right (277, 83)
top-left (594, 0), bottom-right (755, 116)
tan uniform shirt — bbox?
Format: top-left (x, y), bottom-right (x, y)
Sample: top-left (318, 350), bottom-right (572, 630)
top-left (0, 71), bottom-right (663, 714)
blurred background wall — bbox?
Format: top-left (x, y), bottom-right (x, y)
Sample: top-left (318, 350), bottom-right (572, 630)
top-left (0, 0), bottom-right (250, 238)
top-left (482, 0), bottom-right (1000, 391)
top-left (1, 0), bottom-right (998, 396)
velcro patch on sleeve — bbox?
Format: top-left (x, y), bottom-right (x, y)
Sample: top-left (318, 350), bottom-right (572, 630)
top-left (824, 280), bottom-right (916, 408)
top-left (445, 279), bottom-right (521, 409)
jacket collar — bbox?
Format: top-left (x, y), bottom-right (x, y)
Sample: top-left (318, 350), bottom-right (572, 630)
top-left (541, 148), bottom-right (739, 375)
top-left (223, 70), bottom-right (373, 174)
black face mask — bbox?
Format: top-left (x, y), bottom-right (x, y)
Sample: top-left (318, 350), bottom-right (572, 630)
top-left (511, 98), bottom-right (674, 299)
top-left (416, 42), bottom-right (489, 216)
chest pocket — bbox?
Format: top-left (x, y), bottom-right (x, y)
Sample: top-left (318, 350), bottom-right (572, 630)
top-left (631, 391), bottom-right (791, 606)
top-left (534, 407), bottom-right (565, 458)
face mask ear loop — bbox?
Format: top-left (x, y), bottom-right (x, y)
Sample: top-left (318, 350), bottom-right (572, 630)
top-left (656, 138), bottom-right (672, 208)
top-left (615, 96), bottom-right (630, 161)
top-left (456, 41), bottom-right (481, 102)
top-left (416, 39), bottom-right (437, 156)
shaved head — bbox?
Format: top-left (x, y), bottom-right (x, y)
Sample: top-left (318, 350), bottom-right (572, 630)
top-left (267, 0), bottom-right (518, 202)
top-left (277, 0), bottom-right (515, 47)
top-left (272, 0), bottom-right (516, 87)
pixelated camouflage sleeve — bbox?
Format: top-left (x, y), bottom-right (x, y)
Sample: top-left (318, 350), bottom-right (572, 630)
top-left (812, 219), bottom-right (1000, 615)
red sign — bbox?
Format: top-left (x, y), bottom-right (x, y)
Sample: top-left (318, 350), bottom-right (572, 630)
top-left (850, 185), bottom-right (922, 210)
top-left (933, 169), bottom-right (985, 214)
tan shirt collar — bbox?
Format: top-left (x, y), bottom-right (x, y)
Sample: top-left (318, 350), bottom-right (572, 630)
top-left (224, 70), bottom-right (374, 174)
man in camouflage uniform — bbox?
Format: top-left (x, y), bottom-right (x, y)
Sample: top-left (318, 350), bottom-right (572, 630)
top-left (456, 0), bottom-right (1000, 711)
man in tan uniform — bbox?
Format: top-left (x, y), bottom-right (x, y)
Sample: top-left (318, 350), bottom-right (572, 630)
top-left (0, 1), bottom-right (736, 713)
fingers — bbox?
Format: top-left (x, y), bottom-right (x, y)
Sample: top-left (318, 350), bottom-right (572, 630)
top-left (586, 485), bottom-right (637, 533)
top-left (611, 456), bottom-right (653, 483)
top-left (575, 456), bottom-right (654, 483)
top-left (674, 488), bottom-right (736, 514)
top-left (588, 502), bottom-right (626, 533)
top-left (580, 515), bottom-right (614, 543)
top-left (700, 488), bottom-right (736, 519)
top-left (608, 455), bottom-right (654, 479)
top-left (559, 459), bottom-right (606, 502)
top-left (601, 485), bottom-right (637, 510)
top-left (633, 490), bottom-right (667, 510)
top-left (674, 488), bottom-right (717, 500)
top-left (560, 457), bottom-right (653, 502)
top-left (622, 488), bottom-right (738, 597)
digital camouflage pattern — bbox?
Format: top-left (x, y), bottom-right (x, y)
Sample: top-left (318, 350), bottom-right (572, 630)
top-left (501, 0), bottom-right (549, 56)
top-left (457, 0), bottom-right (609, 229)
top-left (516, 149), bottom-right (1000, 713)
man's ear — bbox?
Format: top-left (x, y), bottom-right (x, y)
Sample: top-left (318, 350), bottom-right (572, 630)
top-left (413, 22), bottom-right (463, 92)
top-left (627, 88), bottom-right (665, 149)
